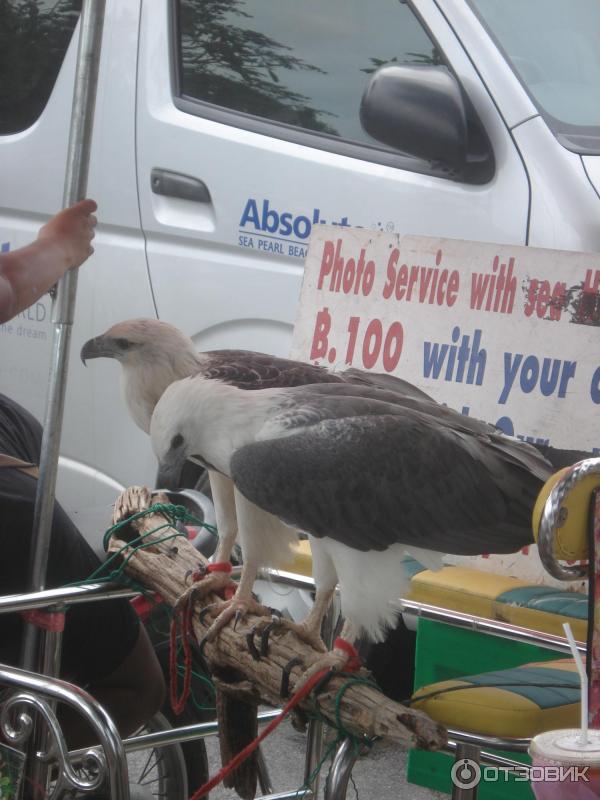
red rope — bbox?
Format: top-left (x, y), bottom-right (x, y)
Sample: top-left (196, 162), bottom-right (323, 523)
top-left (333, 638), bottom-right (361, 672)
top-left (206, 562), bottom-right (232, 574)
top-left (205, 562), bottom-right (236, 599)
top-left (21, 609), bottom-right (65, 632)
top-left (169, 596), bottom-right (194, 715)
top-left (188, 667), bottom-right (330, 800)
top-left (169, 562), bottom-right (236, 714)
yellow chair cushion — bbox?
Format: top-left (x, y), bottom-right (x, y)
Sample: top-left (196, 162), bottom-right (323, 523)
top-left (407, 565), bottom-right (525, 618)
top-left (279, 538), bottom-right (313, 577)
top-left (283, 542), bottom-right (588, 641)
top-left (407, 564), bottom-right (588, 641)
top-left (412, 659), bottom-right (580, 738)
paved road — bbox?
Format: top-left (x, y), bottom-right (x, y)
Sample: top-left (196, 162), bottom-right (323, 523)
top-left (205, 719), bottom-right (446, 800)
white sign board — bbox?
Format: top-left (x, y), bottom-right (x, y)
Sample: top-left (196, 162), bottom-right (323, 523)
top-left (292, 226), bottom-right (600, 453)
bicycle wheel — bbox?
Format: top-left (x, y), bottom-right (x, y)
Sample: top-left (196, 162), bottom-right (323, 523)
top-left (128, 710), bottom-right (207, 800)
top-left (68, 710), bottom-right (207, 800)
top-left (150, 634), bottom-right (213, 797)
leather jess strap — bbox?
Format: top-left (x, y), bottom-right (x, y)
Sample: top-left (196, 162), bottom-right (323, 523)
top-left (0, 453), bottom-right (39, 478)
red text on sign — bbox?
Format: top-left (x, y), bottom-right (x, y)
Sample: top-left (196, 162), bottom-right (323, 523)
top-left (346, 316), bottom-right (404, 372)
top-left (382, 248), bottom-right (459, 306)
top-left (523, 279), bottom-right (566, 320)
top-left (317, 239), bottom-right (375, 296)
top-left (470, 256), bottom-right (516, 313)
top-left (310, 307), bottom-right (332, 361)
top-left (584, 270), bottom-right (600, 295)
top-left (309, 307), bottom-right (404, 372)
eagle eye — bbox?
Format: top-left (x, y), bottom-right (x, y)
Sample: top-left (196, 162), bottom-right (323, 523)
top-left (171, 433), bottom-right (184, 449)
top-left (115, 338), bottom-right (131, 350)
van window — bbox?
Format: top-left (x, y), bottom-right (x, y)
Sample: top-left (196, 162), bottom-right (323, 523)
top-left (0, 1), bottom-right (81, 136)
top-left (175, 0), bottom-right (442, 154)
top-left (469, 0), bottom-right (600, 154)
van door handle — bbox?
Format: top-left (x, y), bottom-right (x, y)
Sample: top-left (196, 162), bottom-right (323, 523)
top-left (150, 169), bottom-right (212, 203)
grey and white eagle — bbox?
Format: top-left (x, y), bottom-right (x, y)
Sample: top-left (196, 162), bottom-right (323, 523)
top-left (149, 372), bottom-right (553, 667)
top-left (80, 318), bottom-right (437, 637)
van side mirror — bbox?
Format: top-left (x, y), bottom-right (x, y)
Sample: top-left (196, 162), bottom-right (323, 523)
top-left (360, 65), bottom-right (471, 177)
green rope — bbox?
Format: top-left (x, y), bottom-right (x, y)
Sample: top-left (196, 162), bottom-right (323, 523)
top-left (294, 673), bottom-right (379, 796)
top-left (174, 640), bottom-right (217, 701)
top-left (102, 502), bottom-right (217, 551)
top-left (58, 503), bottom-right (219, 716)
top-left (333, 676), bottom-right (378, 750)
top-left (174, 665), bottom-right (216, 712)
top-left (74, 528), bottom-right (186, 586)
top-left (64, 505), bottom-right (206, 596)
top-left (295, 737), bottom-right (341, 797)
top-left (146, 602), bottom-right (173, 638)
top-left (86, 501), bottom-right (220, 588)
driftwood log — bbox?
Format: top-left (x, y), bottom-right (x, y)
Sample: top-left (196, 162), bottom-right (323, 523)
top-left (107, 486), bottom-right (447, 751)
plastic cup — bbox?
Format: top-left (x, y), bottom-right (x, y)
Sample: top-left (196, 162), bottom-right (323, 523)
top-left (529, 729), bottom-right (600, 799)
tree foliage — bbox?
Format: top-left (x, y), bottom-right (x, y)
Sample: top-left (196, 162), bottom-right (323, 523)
top-left (0, 0), bottom-right (81, 134)
top-left (178, 0), bottom-right (337, 134)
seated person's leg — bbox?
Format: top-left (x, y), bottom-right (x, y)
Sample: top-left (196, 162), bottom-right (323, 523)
top-left (0, 394), bottom-right (165, 747)
top-left (58, 623), bottom-right (166, 747)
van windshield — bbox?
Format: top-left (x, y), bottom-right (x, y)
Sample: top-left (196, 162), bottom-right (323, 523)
top-left (468, 0), bottom-right (600, 154)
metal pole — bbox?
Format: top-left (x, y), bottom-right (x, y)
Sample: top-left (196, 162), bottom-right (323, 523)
top-left (323, 738), bottom-right (358, 800)
top-left (21, 0), bottom-right (107, 671)
top-left (538, 457), bottom-right (600, 581)
top-left (451, 743), bottom-right (481, 800)
top-left (400, 598), bottom-right (585, 654)
top-left (303, 599), bottom-right (339, 797)
top-left (256, 747), bottom-right (275, 795)
top-left (0, 664), bottom-right (129, 800)
top-left (591, 489), bottom-right (600, 728)
top-left (17, 1), bottom-right (107, 793)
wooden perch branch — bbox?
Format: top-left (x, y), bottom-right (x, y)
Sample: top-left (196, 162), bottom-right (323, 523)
top-left (107, 486), bottom-right (447, 751)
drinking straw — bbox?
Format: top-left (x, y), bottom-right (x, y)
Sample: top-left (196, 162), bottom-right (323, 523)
top-left (563, 621), bottom-right (588, 745)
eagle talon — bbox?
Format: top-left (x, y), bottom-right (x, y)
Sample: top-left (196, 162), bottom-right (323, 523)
top-left (259, 620), bottom-right (279, 657)
top-left (270, 617), bottom-right (328, 654)
top-left (198, 603), bottom-right (218, 626)
top-left (246, 628), bottom-right (262, 661)
top-left (233, 608), bottom-right (244, 631)
top-left (294, 647), bottom-right (356, 694)
top-left (198, 595), bottom-right (271, 647)
top-left (198, 632), bottom-right (211, 659)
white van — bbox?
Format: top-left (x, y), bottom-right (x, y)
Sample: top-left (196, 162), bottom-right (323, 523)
top-left (0, 0), bottom-right (598, 526)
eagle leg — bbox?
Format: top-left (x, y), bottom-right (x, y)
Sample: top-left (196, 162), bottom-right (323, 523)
top-left (265, 588), bottom-right (336, 653)
top-left (293, 619), bottom-right (361, 692)
top-left (199, 593), bottom-right (271, 647)
top-left (189, 569), bottom-right (237, 601)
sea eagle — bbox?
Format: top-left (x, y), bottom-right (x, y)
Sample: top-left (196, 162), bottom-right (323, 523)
top-left (80, 318), bottom-right (435, 637)
top-left (149, 374), bottom-right (553, 669)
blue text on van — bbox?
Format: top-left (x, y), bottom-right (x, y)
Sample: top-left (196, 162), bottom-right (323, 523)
top-left (239, 198), bottom-right (351, 242)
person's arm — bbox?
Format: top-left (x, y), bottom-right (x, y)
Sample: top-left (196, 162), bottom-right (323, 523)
top-left (0, 199), bottom-right (97, 324)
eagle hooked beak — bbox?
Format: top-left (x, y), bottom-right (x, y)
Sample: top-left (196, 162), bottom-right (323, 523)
top-left (80, 335), bottom-right (117, 366)
top-left (155, 451), bottom-right (187, 492)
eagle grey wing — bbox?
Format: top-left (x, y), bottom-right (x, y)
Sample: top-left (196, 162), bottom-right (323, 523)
top-left (341, 367), bottom-right (435, 401)
top-left (197, 350), bottom-right (346, 389)
top-left (231, 413), bottom-right (544, 556)
top-left (533, 444), bottom-right (593, 471)
top-left (281, 384), bottom-right (552, 482)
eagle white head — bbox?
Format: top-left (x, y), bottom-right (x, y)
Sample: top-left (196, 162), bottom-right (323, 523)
top-left (150, 373), bottom-right (278, 490)
top-left (148, 377), bottom-right (203, 489)
top-left (80, 318), bottom-right (202, 433)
